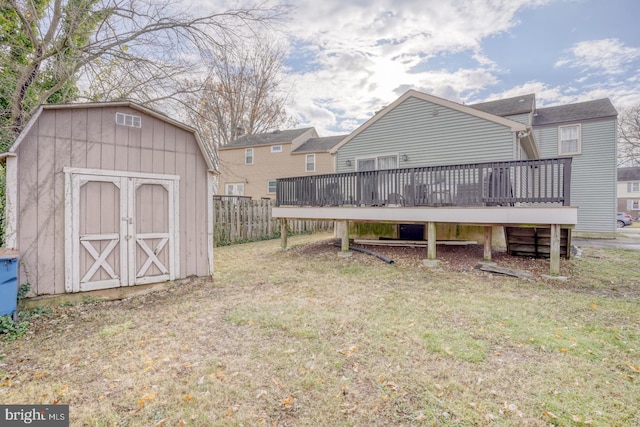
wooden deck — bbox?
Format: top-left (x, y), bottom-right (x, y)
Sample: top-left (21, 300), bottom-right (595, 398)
top-left (273, 158), bottom-right (577, 276)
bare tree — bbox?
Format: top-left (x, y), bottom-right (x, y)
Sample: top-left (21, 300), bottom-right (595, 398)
top-left (0, 0), bottom-right (287, 149)
top-left (181, 36), bottom-right (295, 168)
top-left (618, 105), bottom-right (640, 166)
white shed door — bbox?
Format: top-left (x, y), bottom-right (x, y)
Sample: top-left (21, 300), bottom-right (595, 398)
top-left (65, 169), bottom-right (180, 293)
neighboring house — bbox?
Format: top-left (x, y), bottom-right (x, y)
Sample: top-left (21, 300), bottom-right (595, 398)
top-left (617, 167), bottom-right (640, 218)
top-left (217, 128), bottom-right (346, 199)
top-left (1, 102), bottom-right (215, 297)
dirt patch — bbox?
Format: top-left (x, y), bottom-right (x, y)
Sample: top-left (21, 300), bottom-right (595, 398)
top-left (296, 238), bottom-right (555, 275)
top-left (295, 238), bottom-right (640, 299)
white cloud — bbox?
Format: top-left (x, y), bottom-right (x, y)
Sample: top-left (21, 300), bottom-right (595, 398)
top-left (555, 38), bottom-right (640, 75)
top-left (179, 0), bottom-right (640, 134)
top-left (282, 0), bottom-right (551, 133)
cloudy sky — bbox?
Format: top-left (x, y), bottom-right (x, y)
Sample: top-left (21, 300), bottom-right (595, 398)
top-left (261, 0), bottom-right (638, 136)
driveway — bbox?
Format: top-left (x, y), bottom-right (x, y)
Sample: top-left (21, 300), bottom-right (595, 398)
top-left (573, 227), bottom-right (640, 250)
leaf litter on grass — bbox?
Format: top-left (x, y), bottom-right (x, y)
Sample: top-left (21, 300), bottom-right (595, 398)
top-left (1, 233), bottom-right (639, 426)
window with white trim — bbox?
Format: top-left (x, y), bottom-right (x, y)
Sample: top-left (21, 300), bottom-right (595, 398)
top-left (356, 154), bottom-right (398, 171)
top-left (558, 124), bottom-right (581, 155)
top-left (115, 112), bottom-right (141, 128)
top-left (627, 182), bottom-right (640, 192)
top-left (267, 180), bottom-right (277, 194)
top-left (631, 200), bottom-right (640, 210)
top-left (245, 148), bottom-right (254, 164)
top-left (271, 145), bottom-right (282, 153)
top-left (225, 183), bottom-right (244, 196)
top-left (305, 154), bottom-right (316, 172)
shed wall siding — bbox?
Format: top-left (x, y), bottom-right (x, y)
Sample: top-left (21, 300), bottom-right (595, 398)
top-left (15, 107), bottom-right (209, 296)
top-left (336, 97), bottom-right (517, 172)
top-left (534, 118), bottom-right (617, 233)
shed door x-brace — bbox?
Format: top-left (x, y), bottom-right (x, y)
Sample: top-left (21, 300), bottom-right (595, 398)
top-left (64, 168), bottom-right (180, 293)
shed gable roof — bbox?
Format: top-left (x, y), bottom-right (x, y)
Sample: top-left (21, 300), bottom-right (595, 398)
top-left (8, 101), bottom-right (216, 171)
top-left (533, 98), bottom-right (617, 126)
top-left (221, 127), bottom-right (315, 149)
top-left (330, 89), bottom-right (529, 154)
top-left (618, 167), bottom-right (640, 181)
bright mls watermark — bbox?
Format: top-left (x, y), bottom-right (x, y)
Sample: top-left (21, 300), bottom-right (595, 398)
top-left (1, 405), bottom-right (68, 426)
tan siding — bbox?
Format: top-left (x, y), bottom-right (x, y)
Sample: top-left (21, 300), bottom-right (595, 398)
top-left (141, 116), bottom-right (153, 149)
top-left (175, 150), bottom-right (188, 276)
top-left (113, 119), bottom-right (129, 170)
top-left (186, 150), bottom-right (198, 276)
top-left (53, 136), bottom-right (71, 294)
top-left (55, 110), bottom-right (72, 139)
top-left (36, 136), bottom-right (55, 294)
top-left (195, 152), bottom-right (208, 276)
top-left (218, 143), bottom-right (336, 199)
top-left (130, 128), bottom-right (142, 172)
top-left (71, 135), bottom-right (86, 168)
top-left (71, 109), bottom-right (87, 141)
top-left (87, 140), bottom-right (101, 169)
top-left (87, 108), bottom-right (102, 142)
top-left (165, 123), bottom-right (177, 153)
top-left (101, 137), bottom-right (115, 170)
top-left (17, 133), bottom-right (38, 292)
top-left (140, 148), bottom-right (153, 174)
top-left (312, 152), bottom-right (334, 173)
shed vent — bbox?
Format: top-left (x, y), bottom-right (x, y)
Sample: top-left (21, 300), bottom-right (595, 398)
top-left (116, 112), bottom-right (141, 128)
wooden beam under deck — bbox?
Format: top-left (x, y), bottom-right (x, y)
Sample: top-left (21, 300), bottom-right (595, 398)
top-left (273, 205), bottom-right (577, 276)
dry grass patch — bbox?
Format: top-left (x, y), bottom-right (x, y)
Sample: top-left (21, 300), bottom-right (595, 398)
top-left (1, 233), bottom-right (639, 426)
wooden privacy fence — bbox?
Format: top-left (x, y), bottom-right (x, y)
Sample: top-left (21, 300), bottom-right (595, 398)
top-left (213, 197), bottom-right (333, 246)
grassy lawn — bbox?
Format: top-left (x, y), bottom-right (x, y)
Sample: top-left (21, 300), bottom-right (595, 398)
top-left (1, 233), bottom-right (639, 426)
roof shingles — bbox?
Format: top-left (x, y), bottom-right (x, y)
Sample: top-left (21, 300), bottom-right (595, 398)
top-left (293, 135), bottom-right (347, 153)
top-left (533, 99), bottom-right (618, 126)
top-left (469, 94), bottom-right (536, 117)
top-left (221, 127), bottom-right (314, 149)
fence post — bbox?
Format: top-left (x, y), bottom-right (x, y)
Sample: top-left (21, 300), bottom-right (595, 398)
top-left (281, 218), bottom-right (288, 249)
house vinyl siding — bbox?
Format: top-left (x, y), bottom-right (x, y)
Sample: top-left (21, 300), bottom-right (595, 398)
top-left (11, 106), bottom-right (211, 296)
top-left (504, 113), bottom-right (532, 125)
top-left (336, 97), bottom-right (517, 172)
top-left (534, 118), bottom-right (617, 232)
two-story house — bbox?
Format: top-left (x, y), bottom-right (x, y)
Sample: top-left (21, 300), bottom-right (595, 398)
top-left (617, 166), bottom-right (640, 218)
top-left (274, 90), bottom-right (617, 263)
top-left (217, 127), bottom-right (346, 199)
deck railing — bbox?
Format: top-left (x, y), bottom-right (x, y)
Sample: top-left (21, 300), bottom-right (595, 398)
top-left (276, 158), bottom-right (572, 208)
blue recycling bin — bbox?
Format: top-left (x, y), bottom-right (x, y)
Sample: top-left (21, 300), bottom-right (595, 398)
top-left (0, 256), bottom-right (19, 320)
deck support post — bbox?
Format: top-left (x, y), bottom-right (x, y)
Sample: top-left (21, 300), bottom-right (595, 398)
top-left (280, 219), bottom-right (288, 249)
top-left (483, 226), bottom-right (492, 261)
top-left (338, 220), bottom-right (351, 257)
top-left (550, 224), bottom-right (561, 275)
top-left (427, 222), bottom-right (437, 260)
